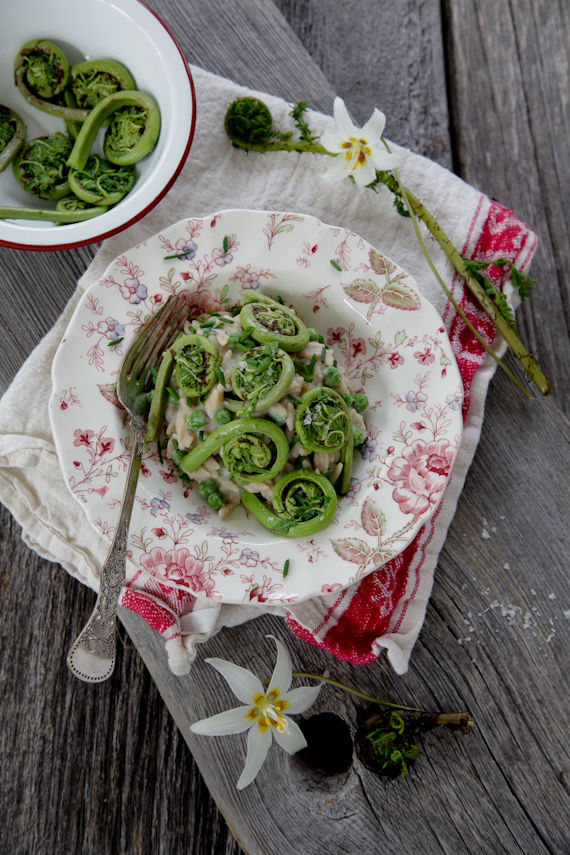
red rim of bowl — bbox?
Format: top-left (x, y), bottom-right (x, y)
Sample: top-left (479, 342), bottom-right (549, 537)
top-left (0, 0), bottom-right (197, 253)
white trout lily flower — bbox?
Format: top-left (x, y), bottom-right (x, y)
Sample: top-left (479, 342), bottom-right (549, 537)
top-left (321, 97), bottom-right (408, 187)
top-left (190, 636), bottom-right (322, 790)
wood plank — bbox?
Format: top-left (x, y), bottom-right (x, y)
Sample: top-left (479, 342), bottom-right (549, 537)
top-left (441, 0), bottom-right (570, 411)
top-left (1, 0), bottom-right (570, 853)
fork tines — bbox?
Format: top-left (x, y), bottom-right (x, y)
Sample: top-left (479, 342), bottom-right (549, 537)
top-left (126, 293), bottom-right (189, 385)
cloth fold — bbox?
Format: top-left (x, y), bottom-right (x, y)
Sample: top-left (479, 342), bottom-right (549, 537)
top-left (0, 65), bottom-right (537, 675)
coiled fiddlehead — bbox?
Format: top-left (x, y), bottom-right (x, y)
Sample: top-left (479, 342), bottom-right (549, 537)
top-left (14, 40), bottom-right (89, 121)
top-left (241, 470), bottom-right (337, 537)
top-left (240, 290), bottom-right (310, 352)
top-left (12, 132), bottom-right (73, 199)
top-left (295, 387), bottom-right (353, 454)
top-left (69, 153), bottom-right (135, 205)
top-left (70, 60), bottom-right (135, 110)
top-left (67, 90), bottom-right (160, 170)
top-left (0, 105), bottom-right (26, 172)
top-left (180, 418), bottom-right (289, 483)
top-left (227, 342), bottom-right (294, 415)
top-left (173, 334), bottom-right (221, 397)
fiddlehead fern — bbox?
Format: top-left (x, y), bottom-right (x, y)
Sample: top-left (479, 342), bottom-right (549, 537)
top-left (172, 335), bottom-right (221, 397)
top-left (241, 470), bottom-right (337, 537)
top-left (180, 418), bottom-right (289, 483)
top-left (14, 40), bottom-right (89, 121)
top-left (70, 60), bottom-right (135, 110)
top-left (240, 290), bottom-right (310, 352)
top-left (0, 198), bottom-right (108, 223)
top-left (69, 153), bottom-right (135, 205)
top-left (67, 90), bottom-right (160, 170)
top-left (226, 342), bottom-right (295, 414)
top-left (295, 387), bottom-right (353, 454)
top-left (0, 105), bottom-right (26, 172)
top-left (12, 132), bottom-right (73, 199)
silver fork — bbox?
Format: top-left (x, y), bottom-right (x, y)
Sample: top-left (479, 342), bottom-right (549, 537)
top-left (67, 293), bottom-right (190, 683)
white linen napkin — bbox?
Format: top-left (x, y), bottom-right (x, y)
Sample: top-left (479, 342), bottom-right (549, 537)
top-left (0, 66), bottom-right (536, 675)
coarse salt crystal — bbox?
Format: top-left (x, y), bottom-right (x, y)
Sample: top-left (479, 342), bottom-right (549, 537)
top-left (481, 528), bottom-right (491, 539)
top-left (549, 592), bottom-right (557, 600)
top-left (531, 589), bottom-right (537, 596)
top-left (504, 563), bottom-right (510, 570)
top-left (563, 610), bottom-right (570, 620)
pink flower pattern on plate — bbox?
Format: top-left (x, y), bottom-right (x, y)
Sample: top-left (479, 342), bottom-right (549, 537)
top-left (140, 547), bottom-right (215, 596)
top-left (386, 438), bottom-right (455, 515)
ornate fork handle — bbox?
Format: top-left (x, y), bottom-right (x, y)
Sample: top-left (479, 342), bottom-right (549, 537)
top-left (67, 419), bottom-right (146, 682)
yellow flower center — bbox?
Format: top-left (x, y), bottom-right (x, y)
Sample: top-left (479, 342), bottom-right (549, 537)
top-left (341, 137), bottom-right (372, 170)
top-left (247, 690), bottom-right (290, 733)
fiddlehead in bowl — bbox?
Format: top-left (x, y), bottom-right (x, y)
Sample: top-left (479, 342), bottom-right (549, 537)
top-left (295, 387), bottom-right (353, 454)
top-left (14, 40), bottom-right (89, 121)
top-left (70, 60), bottom-right (135, 111)
top-left (240, 290), bottom-right (310, 352)
top-left (0, 198), bottom-right (108, 223)
top-left (172, 335), bottom-right (221, 398)
top-left (0, 105), bottom-right (26, 172)
top-left (180, 418), bottom-right (289, 483)
top-left (12, 132), bottom-right (73, 199)
top-left (241, 470), bottom-right (338, 537)
top-left (66, 91), bottom-right (160, 171)
top-left (69, 153), bottom-right (135, 205)
top-left (226, 342), bottom-right (295, 415)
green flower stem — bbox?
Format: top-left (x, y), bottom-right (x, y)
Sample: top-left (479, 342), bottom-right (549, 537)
top-left (180, 417), bottom-right (289, 482)
top-left (0, 106), bottom-right (26, 172)
top-left (391, 168), bottom-right (533, 399)
top-left (394, 183), bottom-right (550, 396)
top-left (0, 205), bottom-right (108, 223)
top-left (289, 674), bottom-right (473, 726)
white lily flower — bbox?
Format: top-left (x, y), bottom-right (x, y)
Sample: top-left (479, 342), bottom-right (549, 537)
top-left (321, 97), bottom-right (408, 188)
top-left (190, 635), bottom-right (322, 789)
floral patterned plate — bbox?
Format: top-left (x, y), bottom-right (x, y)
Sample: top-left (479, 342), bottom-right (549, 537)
top-left (50, 210), bottom-right (463, 605)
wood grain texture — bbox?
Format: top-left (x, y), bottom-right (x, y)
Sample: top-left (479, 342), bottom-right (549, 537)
top-left (441, 0), bottom-right (570, 411)
top-left (273, 0), bottom-right (452, 167)
top-left (1, 1), bottom-right (570, 854)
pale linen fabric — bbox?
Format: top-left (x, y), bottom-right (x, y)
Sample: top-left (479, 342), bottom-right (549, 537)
top-left (0, 66), bottom-right (532, 675)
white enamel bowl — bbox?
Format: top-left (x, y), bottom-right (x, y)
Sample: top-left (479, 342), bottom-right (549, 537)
top-left (0, 0), bottom-right (195, 250)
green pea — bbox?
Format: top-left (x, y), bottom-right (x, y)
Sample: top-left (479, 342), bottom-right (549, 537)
top-left (308, 327), bottom-right (320, 341)
top-left (208, 490), bottom-right (227, 509)
top-left (198, 479), bottom-right (218, 498)
top-left (323, 366), bottom-right (342, 387)
top-left (352, 393), bottom-right (369, 413)
top-left (352, 428), bottom-right (364, 446)
top-left (214, 408), bottom-right (233, 425)
top-left (187, 410), bottom-right (208, 429)
top-left (341, 391), bottom-right (352, 407)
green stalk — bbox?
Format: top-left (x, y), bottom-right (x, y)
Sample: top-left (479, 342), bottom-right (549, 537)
top-left (0, 205), bottom-right (108, 223)
top-left (391, 167), bottom-right (532, 399)
top-left (395, 185), bottom-right (550, 396)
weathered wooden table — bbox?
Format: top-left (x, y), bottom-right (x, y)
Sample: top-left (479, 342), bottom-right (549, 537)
top-left (1, 1), bottom-right (569, 853)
